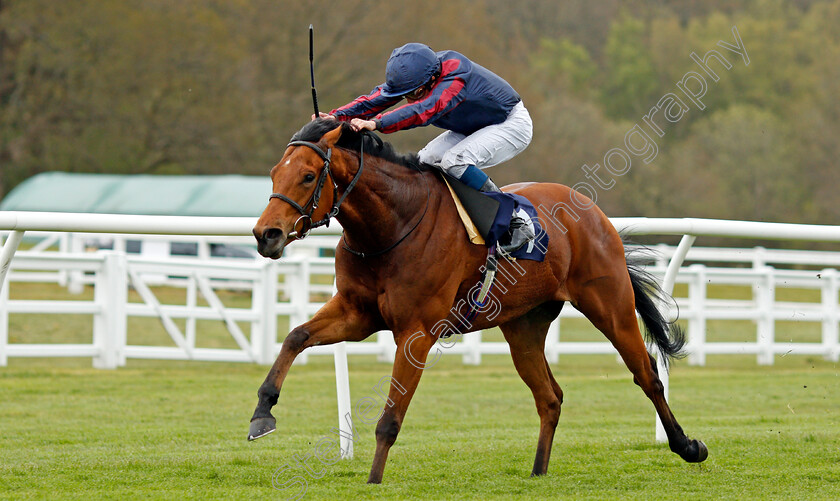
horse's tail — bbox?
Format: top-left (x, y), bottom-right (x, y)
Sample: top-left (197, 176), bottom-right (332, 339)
top-left (625, 249), bottom-right (687, 369)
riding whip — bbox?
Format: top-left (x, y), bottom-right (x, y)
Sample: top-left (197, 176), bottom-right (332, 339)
top-left (309, 24), bottom-right (320, 116)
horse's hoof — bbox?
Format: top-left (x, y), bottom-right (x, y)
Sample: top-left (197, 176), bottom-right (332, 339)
top-left (694, 440), bottom-right (709, 462)
top-left (248, 417), bottom-right (276, 441)
top-left (685, 439), bottom-right (708, 463)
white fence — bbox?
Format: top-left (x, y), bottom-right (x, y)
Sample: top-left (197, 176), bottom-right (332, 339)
top-left (2, 215), bottom-right (840, 369)
top-left (4, 212), bottom-right (840, 446)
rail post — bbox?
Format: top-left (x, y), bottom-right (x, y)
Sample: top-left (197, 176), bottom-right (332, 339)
top-left (290, 256), bottom-right (310, 365)
top-left (545, 317), bottom-right (560, 364)
top-left (331, 279), bottom-right (354, 459)
top-left (93, 251), bottom-right (127, 369)
top-left (687, 264), bottom-right (708, 366)
top-left (0, 230), bottom-right (24, 297)
top-left (462, 330), bottom-right (482, 365)
top-left (656, 233), bottom-right (696, 443)
top-left (376, 330), bottom-right (396, 363)
top-left (821, 268), bottom-right (839, 362)
top-left (254, 260), bottom-right (279, 365)
top-left (68, 233), bottom-right (86, 294)
top-left (756, 265), bottom-right (775, 365)
top-left (0, 264), bottom-right (9, 367)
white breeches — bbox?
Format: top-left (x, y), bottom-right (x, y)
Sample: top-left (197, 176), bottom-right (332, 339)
top-left (417, 101), bottom-right (533, 178)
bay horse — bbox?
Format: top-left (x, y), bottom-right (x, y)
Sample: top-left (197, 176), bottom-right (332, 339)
top-left (249, 119), bottom-right (707, 484)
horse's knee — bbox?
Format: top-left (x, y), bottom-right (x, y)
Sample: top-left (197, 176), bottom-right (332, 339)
top-left (375, 413), bottom-right (401, 447)
top-left (282, 327), bottom-right (310, 352)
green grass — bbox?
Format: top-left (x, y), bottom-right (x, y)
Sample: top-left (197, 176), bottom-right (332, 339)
top-left (1, 355), bottom-right (838, 500)
top-left (2, 281), bottom-right (840, 499)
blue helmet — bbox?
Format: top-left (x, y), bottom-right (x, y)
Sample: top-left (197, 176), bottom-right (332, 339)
top-left (380, 43), bottom-right (441, 98)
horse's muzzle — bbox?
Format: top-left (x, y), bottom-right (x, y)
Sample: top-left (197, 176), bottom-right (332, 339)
top-left (253, 226), bottom-right (287, 259)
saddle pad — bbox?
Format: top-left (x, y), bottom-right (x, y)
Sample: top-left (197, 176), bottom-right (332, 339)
top-left (484, 191), bottom-right (550, 262)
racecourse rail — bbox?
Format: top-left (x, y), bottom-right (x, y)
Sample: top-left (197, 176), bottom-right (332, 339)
top-left (3, 211), bottom-right (840, 447)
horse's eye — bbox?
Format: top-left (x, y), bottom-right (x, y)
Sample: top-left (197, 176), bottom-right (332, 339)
top-left (303, 173), bottom-right (316, 183)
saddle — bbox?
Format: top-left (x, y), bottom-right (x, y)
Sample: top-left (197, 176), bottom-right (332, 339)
top-left (440, 171), bottom-right (548, 262)
top-left (441, 172), bottom-right (499, 245)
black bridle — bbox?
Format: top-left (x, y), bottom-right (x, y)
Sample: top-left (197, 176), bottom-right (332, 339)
top-left (269, 139), bottom-right (344, 239)
top-left (268, 132), bottom-right (430, 258)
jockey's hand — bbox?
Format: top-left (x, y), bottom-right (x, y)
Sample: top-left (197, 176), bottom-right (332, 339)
top-left (350, 118), bottom-right (376, 132)
top-left (311, 112), bottom-right (336, 121)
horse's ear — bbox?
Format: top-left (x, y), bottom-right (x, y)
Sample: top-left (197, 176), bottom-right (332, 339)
top-left (320, 124), bottom-right (343, 147)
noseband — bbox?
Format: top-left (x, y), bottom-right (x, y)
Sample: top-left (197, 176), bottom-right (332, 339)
top-left (269, 137), bottom-right (364, 239)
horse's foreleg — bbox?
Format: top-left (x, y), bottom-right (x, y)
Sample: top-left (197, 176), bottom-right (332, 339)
top-left (367, 329), bottom-right (436, 484)
top-left (248, 295), bottom-right (377, 441)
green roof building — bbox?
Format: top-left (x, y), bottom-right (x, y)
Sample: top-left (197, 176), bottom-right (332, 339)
top-left (0, 172), bottom-right (271, 217)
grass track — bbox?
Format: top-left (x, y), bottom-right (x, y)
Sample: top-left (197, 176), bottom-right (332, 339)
top-left (1, 354), bottom-right (838, 500)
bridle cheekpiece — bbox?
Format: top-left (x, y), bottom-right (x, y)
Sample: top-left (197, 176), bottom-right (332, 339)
top-left (268, 135), bottom-right (364, 240)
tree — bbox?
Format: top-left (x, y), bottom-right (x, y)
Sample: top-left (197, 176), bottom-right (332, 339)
top-left (658, 105), bottom-right (805, 222)
top-left (600, 13), bottom-right (658, 120)
top-left (2, 0), bottom-right (839, 227)
top-left (530, 37), bottom-right (597, 98)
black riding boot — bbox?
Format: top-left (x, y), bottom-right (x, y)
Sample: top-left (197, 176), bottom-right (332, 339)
top-left (499, 216), bottom-right (535, 254)
top-left (479, 178), bottom-right (501, 193)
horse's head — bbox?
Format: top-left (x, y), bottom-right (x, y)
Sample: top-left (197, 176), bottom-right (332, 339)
top-left (253, 122), bottom-right (345, 259)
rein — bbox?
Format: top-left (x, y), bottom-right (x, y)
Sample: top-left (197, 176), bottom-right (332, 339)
top-left (269, 130), bottom-right (430, 258)
top-left (341, 164), bottom-right (431, 259)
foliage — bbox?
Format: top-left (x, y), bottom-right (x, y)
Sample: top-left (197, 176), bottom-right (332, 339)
top-left (600, 14), bottom-right (659, 120)
top-left (531, 38), bottom-right (597, 98)
top-left (2, 0), bottom-right (839, 224)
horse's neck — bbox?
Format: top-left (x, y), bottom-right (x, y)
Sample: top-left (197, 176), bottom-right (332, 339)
top-left (332, 151), bottom-right (433, 249)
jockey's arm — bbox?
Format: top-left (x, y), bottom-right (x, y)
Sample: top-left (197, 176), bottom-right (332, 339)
top-left (330, 86), bottom-right (401, 122)
top-left (375, 75), bottom-right (465, 133)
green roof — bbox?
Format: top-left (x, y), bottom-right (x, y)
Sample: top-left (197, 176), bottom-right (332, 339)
top-left (0, 172), bottom-right (272, 217)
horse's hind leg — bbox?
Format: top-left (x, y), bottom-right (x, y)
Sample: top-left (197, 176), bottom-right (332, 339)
top-left (573, 275), bottom-right (707, 463)
top-left (500, 303), bottom-right (564, 476)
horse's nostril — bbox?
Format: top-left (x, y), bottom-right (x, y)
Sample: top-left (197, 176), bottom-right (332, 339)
top-left (265, 228), bottom-right (283, 241)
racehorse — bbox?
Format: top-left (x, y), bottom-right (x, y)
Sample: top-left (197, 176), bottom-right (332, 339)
top-left (249, 119), bottom-right (707, 484)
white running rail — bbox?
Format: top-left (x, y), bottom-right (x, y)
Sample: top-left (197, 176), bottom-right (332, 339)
top-left (3, 211), bottom-right (840, 446)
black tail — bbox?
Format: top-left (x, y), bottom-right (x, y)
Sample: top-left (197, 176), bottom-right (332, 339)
top-left (625, 250), bottom-right (686, 369)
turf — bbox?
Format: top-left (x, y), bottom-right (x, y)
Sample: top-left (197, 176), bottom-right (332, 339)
top-left (2, 279), bottom-right (839, 499)
top-left (1, 353), bottom-right (838, 500)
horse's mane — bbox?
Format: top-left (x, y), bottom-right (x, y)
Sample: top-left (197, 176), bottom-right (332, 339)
top-left (291, 119), bottom-right (426, 171)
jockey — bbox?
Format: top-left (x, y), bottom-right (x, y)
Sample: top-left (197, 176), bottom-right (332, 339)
top-left (316, 42), bottom-right (535, 253)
